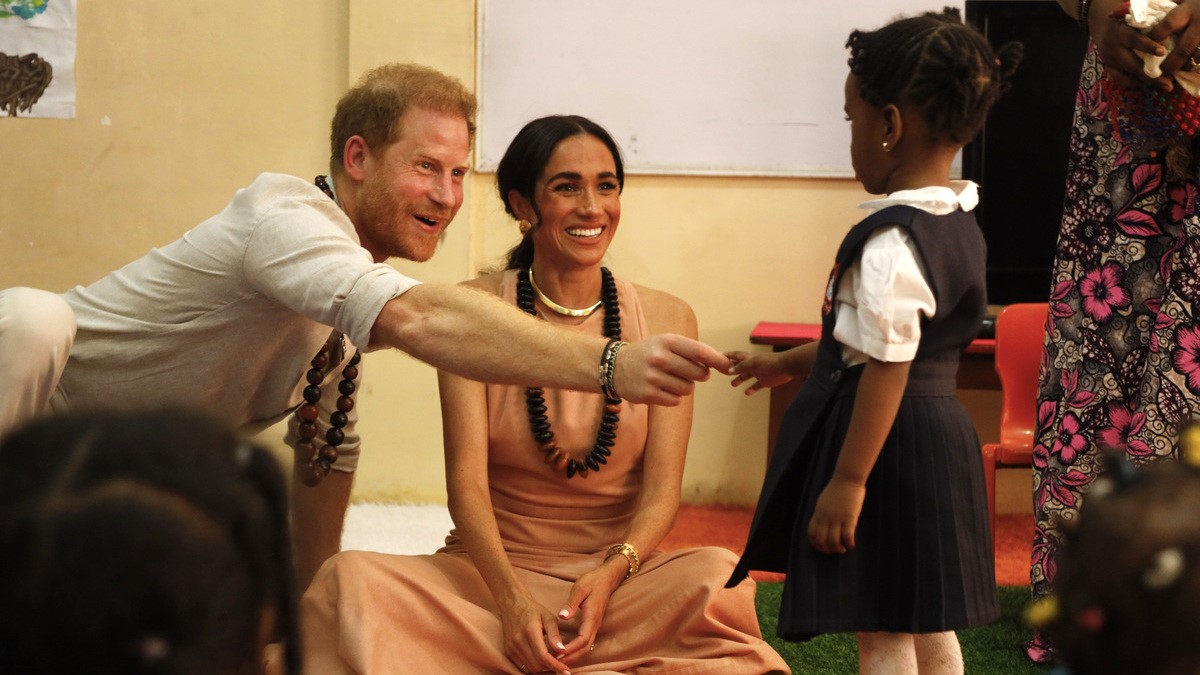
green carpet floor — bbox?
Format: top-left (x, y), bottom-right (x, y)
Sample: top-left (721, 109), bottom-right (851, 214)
top-left (755, 585), bottom-right (1051, 673)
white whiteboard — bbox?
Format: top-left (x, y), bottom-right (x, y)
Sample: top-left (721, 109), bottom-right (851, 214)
top-left (477, 0), bottom-right (964, 177)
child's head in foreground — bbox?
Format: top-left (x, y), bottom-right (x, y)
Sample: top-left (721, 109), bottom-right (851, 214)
top-left (843, 7), bottom-right (1022, 194)
top-left (1045, 444), bottom-right (1200, 675)
top-left (0, 407), bottom-right (299, 675)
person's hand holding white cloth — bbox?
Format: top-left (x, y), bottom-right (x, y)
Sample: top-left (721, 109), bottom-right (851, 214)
top-left (1126, 0), bottom-right (1200, 94)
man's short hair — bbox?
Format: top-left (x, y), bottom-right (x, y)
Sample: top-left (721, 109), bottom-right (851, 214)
top-left (329, 63), bottom-right (478, 175)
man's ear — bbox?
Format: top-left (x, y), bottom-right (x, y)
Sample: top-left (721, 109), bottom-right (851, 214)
top-left (343, 135), bottom-right (370, 181)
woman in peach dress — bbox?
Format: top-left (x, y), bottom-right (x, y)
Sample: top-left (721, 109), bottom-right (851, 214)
top-left (297, 115), bottom-right (789, 674)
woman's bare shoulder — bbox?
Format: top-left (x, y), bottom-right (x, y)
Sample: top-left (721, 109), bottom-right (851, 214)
top-left (630, 282), bottom-right (698, 338)
top-left (461, 270), bottom-right (505, 296)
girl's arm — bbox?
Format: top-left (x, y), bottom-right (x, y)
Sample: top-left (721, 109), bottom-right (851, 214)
top-left (726, 340), bottom-right (820, 396)
top-left (807, 356), bottom-right (912, 555)
top-left (438, 282), bottom-right (572, 675)
top-left (555, 287), bottom-right (697, 665)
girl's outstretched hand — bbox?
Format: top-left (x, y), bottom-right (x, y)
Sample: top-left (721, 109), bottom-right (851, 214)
top-left (725, 351), bottom-right (793, 395)
top-left (807, 475), bottom-right (866, 555)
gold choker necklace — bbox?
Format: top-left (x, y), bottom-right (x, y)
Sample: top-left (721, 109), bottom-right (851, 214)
top-left (527, 267), bottom-right (602, 317)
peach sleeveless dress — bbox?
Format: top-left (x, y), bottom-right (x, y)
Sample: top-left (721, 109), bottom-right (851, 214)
top-left (298, 271), bottom-right (788, 674)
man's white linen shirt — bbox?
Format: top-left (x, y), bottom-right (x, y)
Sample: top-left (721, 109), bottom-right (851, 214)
top-left (54, 173), bottom-right (420, 462)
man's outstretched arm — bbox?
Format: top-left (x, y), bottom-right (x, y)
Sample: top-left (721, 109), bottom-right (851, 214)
top-left (370, 283), bottom-right (730, 406)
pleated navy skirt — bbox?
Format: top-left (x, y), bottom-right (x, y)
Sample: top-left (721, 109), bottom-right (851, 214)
top-left (777, 379), bottom-right (1000, 639)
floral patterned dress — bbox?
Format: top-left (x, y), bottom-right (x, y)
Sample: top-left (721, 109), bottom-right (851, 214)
top-left (1030, 46), bottom-right (1200, 660)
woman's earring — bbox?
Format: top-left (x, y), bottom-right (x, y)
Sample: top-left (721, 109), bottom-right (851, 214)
top-left (881, 141), bottom-right (891, 152)
top-left (518, 219), bottom-right (533, 234)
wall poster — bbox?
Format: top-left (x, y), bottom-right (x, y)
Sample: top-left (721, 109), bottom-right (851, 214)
top-left (0, 0), bottom-right (76, 118)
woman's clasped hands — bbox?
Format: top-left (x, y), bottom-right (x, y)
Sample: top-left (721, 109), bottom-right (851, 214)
top-left (501, 556), bottom-right (625, 674)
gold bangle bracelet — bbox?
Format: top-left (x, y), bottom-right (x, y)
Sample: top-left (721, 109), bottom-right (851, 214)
top-left (605, 542), bottom-right (640, 578)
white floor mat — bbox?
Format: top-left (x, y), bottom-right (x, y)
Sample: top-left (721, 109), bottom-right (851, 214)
top-left (340, 503), bottom-right (453, 555)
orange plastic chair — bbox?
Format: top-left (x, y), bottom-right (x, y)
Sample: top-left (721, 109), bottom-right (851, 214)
top-left (980, 302), bottom-right (1048, 548)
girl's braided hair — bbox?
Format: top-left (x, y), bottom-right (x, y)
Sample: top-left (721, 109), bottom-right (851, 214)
top-left (847, 7), bottom-right (1023, 144)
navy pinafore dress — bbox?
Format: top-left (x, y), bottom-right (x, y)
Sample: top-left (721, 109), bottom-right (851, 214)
top-left (729, 204), bottom-right (1000, 639)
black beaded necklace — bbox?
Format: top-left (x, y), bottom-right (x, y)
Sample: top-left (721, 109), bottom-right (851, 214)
top-left (517, 267), bottom-right (621, 479)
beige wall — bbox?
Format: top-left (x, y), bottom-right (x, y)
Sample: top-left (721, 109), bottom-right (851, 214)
top-left (1, 0), bottom-right (1028, 511)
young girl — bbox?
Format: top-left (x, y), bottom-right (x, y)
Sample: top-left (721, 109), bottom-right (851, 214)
top-left (725, 9), bottom-right (1022, 673)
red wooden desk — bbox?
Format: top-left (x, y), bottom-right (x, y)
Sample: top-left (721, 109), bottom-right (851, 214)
top-left (750, 321), bottom-right (998, 458)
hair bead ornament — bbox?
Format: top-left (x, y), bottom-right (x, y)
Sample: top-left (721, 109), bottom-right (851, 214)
top-left (1024, 595), bottom-right (1059, 628)
top-left (1087, 474), bottom-right (1115, 500)
top-left (1074, 605), bottom-right (1105, 633)
top-left (1094, 450), bottom-right (1142, 493)
top-left (1142, 547), bottom-right (1186, 589)
top-left (138, 636), bottom-right (171, 665)
top-left (1180, 418), bottom-right (1200, 467)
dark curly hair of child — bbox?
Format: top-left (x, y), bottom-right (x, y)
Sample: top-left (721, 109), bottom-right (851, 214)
top-left (1045, 451), bottom-right (1200, 675)
top-left (0, 408), bottom-right (300, 675)
top-left (846, 6), bottom-right (1023, 144)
